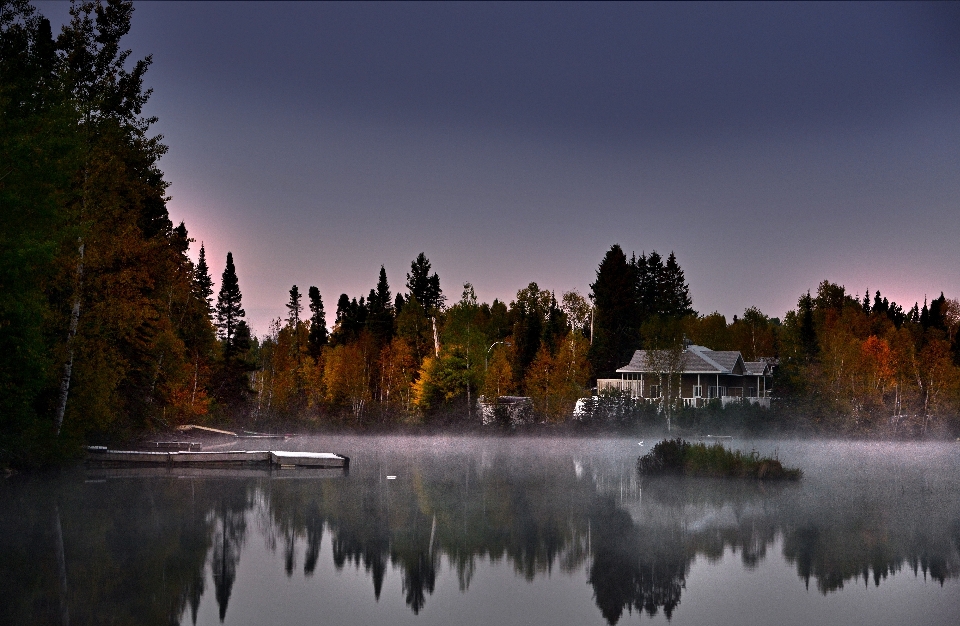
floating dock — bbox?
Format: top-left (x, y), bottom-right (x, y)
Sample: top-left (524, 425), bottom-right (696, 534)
top-left (86, 448), bottom-right (349, 469)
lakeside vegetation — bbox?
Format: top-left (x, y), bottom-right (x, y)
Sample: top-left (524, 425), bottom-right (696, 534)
top-left (3, 1), bottom-right (960, 468)
top-left (637, 438), bottom-right (802, 480)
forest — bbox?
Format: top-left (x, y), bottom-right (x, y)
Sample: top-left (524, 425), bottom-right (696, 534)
top-left (2, 1), bottom-right (960, 468)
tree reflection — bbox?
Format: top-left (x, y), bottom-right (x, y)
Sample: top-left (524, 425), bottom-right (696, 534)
top-left (211, 505), bottom-right (246, 622)
top-left (2, 443), bottom-right (960, 625)
top-left (588, 498), bottom-right (686, 623)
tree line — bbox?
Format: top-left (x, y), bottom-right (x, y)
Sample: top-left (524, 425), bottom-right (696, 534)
top-left (244, 252), bottom-right (595, 427)
top-left (1, 0), bottom-right (229, 465)
top-left (3, 2), bottom-right (959, 468)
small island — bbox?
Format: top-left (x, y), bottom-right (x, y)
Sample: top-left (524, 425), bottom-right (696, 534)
top-left (637, 438), bottom-right (802, 480)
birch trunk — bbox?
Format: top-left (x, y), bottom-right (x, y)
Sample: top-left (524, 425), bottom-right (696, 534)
top-left (55, 242), bottom-right (84, 436)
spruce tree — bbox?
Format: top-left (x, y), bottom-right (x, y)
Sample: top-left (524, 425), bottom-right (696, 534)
top-left (589, 244), bottom-right (641, 376)
top-left (215, 252), bottom-right (245, 351)
top-left (646, 251), bottom-right (666, 315)
top-left (662, 252), bottom-right (694, 318)
top-left (368, 265), bottom-right (394, 342)
top-left (406, 252), bottom-right (444, 311)
top-left (286, 285), bottom-right (302, 326)
top-left (194, 243), bottom-right (214, 313)
top-left (307, 286), bottom-right (327, 359)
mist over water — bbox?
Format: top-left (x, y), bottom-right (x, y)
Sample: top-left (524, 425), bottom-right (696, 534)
top-left (2, 436), bottom-right (959, 625)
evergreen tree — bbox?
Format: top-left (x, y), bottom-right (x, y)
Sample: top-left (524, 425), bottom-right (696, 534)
top-left (862, 289), bottom-right (871, 314)
top-left (908, 303), bottom-right (920, 324)
top-left (307, 286), bottom-right (327, 359)
top-left (331, 293), bottom-right (368, 344)
top-left (661, 252), bottom-right (694, 317)
top-left (193, 243), bottom-right (214, 313)
top-left (406, 252), bottom-right (444, 311)
top-left (589, 245), bottom-right (640, 376)
top-left (367, 265), bottom-right (394, 342)
top-left (798, 291), bottom-right (817, 360)
top-left (645, 251), bottom-right (666, 315)
top-left (286, 285), bottom-right (302, 326)
top-left (215, 252), bottom-right (245, 352)
top-left (873, 291), bottom-right (886, 316)
top-left (929, 292), bottom-right (947, 332)
top-left (510, 283), bottom-right (549, 384)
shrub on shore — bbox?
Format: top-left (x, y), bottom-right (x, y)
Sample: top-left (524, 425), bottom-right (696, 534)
top-left (637, 438), bottom-right (802, 480)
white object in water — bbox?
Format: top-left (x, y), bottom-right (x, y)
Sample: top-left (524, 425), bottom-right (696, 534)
top-left (387, 475), bottom-right (396, 480)
top-left (638, 441), bottom-right (644, 447)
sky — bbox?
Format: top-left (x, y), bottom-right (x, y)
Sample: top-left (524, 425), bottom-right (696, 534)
top-left (36, 1), bottom-right (960, 335)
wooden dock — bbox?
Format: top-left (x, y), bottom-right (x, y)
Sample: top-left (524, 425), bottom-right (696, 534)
top-left (174, 424), bottom-right (293, 440)
top-left (86, 448), bottom-right (349, 469)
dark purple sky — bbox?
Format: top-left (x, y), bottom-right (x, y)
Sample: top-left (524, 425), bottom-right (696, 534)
top-left (38, 1), bottom-right (960, 334)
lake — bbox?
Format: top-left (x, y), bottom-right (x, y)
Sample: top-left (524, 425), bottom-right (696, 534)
top-left (2, 436), bottom-right (959, 625)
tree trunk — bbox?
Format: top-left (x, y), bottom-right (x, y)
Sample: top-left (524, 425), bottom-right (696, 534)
top-left (55, 242), bottom-right (84, 436)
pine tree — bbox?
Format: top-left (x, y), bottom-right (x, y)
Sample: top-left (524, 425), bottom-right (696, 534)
top-left (215, 252), bottom-right (245, 351)
top-left (194, 243), bottom-right (214, 313)
top-left (307, 286), bottom-right (327, 359)
top-left (406, 252), bottom-right (444, 311)
top-left (287, 285), bottom-right (302, 326)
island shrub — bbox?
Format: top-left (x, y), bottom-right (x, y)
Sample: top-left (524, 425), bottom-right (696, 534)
top-left (637, 438), bottom-right (801, 480)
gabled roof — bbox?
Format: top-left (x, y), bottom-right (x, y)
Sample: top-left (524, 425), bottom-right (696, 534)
top-left (743, 361), bottom-right (770, 376)
top-left (617, 344), bottom-right (762, 376)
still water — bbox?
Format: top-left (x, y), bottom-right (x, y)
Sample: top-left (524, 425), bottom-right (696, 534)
top-left (2, 436), bottom-right (959, 626)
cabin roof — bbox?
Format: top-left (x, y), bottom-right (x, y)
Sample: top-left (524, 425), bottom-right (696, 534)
top-left (617, 345), bottom-right (766, 376)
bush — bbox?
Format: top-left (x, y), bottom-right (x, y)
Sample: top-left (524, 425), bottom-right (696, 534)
top-left (637, 438), bottom-right (802, 480)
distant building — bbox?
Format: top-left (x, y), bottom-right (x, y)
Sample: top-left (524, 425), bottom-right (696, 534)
top-left (479, 396), bottom-right (533, 426)
top-left (596, 344), bottom-right (773, 408)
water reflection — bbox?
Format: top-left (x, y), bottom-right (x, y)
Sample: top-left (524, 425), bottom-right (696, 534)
top-left (1, 438), bottom-right (958, 625)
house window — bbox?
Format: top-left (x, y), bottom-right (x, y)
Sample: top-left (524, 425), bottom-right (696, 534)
top-left (693, 385), bottom-right (702, 398)
top-left (649, 385), bottom-right (661, 398)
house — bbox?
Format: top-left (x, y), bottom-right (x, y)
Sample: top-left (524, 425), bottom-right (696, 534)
top-left (596, 343), bottom-right (773, 408)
